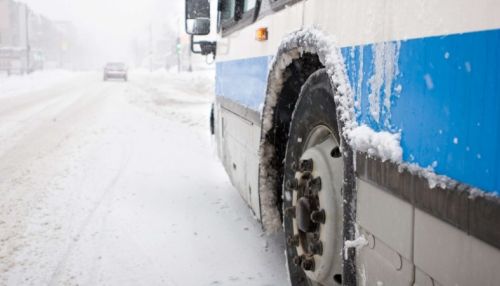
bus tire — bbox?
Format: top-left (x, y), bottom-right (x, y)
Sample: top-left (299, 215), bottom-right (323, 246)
top-left (283, 69), bottom-right (344, 286)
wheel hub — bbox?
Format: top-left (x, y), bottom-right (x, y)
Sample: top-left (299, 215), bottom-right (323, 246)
top-left (285, 126), bottom-right (344, 285)
top-left (296, 197), bottom-right (317, 232)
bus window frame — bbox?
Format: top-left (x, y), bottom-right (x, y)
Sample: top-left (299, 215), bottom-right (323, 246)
top-left (268, 0), bottom-right (302, 12)
top-left (220, 0), bottom-right (262, 37)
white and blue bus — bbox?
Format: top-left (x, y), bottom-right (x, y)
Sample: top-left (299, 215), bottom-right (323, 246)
top-left (185, 1), bottom-right (500, 285)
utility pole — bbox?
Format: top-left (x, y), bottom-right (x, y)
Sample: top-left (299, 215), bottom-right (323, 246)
top-left (149, 23), bottom-right (153, 72)
top-left (188, 38), bottom-right (192, 72)
top-left (176, 17), bottom-right (181, 73)
top-left (176, 37), bottom-right (181, 73)
top-left (25, 4), bottom-right (30, 74)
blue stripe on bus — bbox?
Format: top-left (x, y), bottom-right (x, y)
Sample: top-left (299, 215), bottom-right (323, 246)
top-left (343, 29), bottom-right (500, 194)
top-left (216, 29), bottom-right (500, 194)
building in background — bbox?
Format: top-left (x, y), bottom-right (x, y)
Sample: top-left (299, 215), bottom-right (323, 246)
top-left (0, 0), bottom-right (76, 73)
top-left (1, 0), bottom-right (210, 73)
top-left (0, 0), bottom-right (16, 46)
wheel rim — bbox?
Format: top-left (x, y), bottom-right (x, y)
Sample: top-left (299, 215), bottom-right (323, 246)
top-left (285, 125), bottom-right (344, 285)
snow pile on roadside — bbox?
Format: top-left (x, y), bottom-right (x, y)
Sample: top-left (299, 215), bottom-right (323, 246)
top-left (348, 125), bottom-right (402, 162)
top-left (0, 70), bottom-right (76, 98)
top-left (163, 70), bottom-right (215, 96)
top-left (131, 69), bottom-right (215, 98)
top-left (126, 69), bottom-right (215, 131)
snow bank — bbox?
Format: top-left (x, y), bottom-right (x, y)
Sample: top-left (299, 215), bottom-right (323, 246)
top-left (0, 70), bottom-right (76, 98)
top-left (131, 69), bottom-right (215, 98)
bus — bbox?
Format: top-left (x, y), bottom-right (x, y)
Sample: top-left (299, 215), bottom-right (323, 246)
top-left (185, 1), bottom-right (500, 285)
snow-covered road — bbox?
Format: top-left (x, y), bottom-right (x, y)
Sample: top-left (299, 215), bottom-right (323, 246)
top-left (0, 71), bottom-right (288, 286)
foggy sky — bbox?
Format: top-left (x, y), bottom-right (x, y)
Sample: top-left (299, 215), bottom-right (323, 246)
top-left (19, 0), bottom-right (183, 67)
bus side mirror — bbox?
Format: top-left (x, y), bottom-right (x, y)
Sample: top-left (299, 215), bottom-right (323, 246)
top-left (186, 18), bottom-right (210, 35)
top-left (185, 0), bottom-right (211, 35)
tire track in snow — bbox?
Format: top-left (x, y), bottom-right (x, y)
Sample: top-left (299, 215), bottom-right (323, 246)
top-left (47, 139), bottom-right (133, 285)
top-left (0, 78), bottom-right (117, 282)
top-left (0, 78), bottom-right (89, 117)
top-left (0, 77), bottom-right (112, 162)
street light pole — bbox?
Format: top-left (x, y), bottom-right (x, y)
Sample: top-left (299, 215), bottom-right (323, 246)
top-left (25, 4), bottom-right (30, 74)
top-left (149, 23), bottom-right (153, 72)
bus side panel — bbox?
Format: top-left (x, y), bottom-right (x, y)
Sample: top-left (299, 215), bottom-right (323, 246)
top-left (214, 57), bottom-right (270, 219)
top-left (214, 3), bottom-right (305, 217)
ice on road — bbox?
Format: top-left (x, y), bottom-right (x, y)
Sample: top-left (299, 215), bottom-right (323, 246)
top-left (0, 71), bottom-right (288, 286)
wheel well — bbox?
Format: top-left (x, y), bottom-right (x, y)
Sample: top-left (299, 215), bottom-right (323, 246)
top-left (267, 52), bottom-right (324, 220)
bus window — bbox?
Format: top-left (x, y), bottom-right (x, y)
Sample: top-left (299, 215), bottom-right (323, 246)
top-left (220, 0), bottom-right (236, 20)
top-left (269, 0), bottom-right (302, 11)
top-left (244, 0), bottom-right (256, 12)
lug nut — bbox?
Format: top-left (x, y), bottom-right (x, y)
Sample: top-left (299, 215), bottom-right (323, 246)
top-left (286, 178), bottom-right (298, 190)
top-left (299, 159), bottom-right (313, 172)
top-left (308, 240), bottom-right (323, 255)
top-left (312, 232), bottom-right (320, 241)
top-left (287, 234), bottom-right (300, 247)
top-left (331, 146), bottom-right (341, 158)
top-left (301, 257), bottom-right (315, 271)
top-left (292, 255), bottom-right (303, 266)
top-left (284, 206), bottom-right (296, 218)
top-left (301, 172), bottom-right (312, 181)
top-left (310, 177), bottom-right (322, 192)
top-left (311, 209), bottom-right (326, 224)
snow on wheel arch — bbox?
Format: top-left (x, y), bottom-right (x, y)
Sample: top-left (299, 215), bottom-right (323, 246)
top-left (258, 27), bottom-right (356, 233)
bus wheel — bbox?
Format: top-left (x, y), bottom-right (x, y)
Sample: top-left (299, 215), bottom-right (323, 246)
top-left (283, 69), bottom-right (344, 286)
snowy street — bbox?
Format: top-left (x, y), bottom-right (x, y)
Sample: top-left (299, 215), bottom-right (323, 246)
top-left (0, 71), bottom-right (288, 286)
